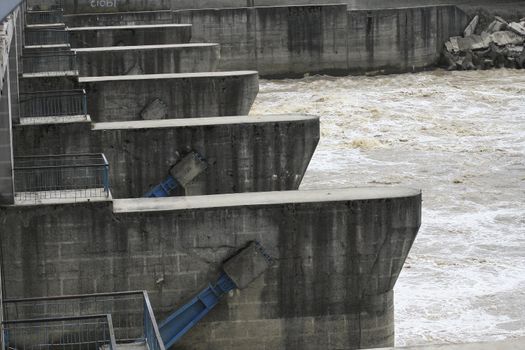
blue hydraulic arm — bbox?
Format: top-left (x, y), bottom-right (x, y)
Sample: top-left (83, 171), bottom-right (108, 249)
top-left (159, 273), bottom-right (237, 349)
top-left (144, 175), bottom-right (179, 198)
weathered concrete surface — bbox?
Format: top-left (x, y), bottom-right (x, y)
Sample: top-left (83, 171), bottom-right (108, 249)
top-left (67, 24), bottom-right (192, 48)
top-left (59, 0), bottom-right (525, 13)
top-left (13, 115), bottom-right (319, 198)
top-left (0, 187), bottom-right (422, 349)
top-left (377, 337), bottom-right (525, 350)
top-left (62, 0), bottom-right (247, 13)
top-left (74, 44), bottom-right (220, 76)
top-left (79, 72), bottom-right (259, 122)
top-left (174, 5), bottom-right (349, 76)
top-left (173, 5), bottom-right (467, 77)
top-left (346, 6), bottom-right (467, 74)
top-left (64, 10), bottom-right (174, 27)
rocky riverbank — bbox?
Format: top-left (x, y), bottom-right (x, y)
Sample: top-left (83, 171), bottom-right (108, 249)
top-left (443, 15), bottom-right (525, 70)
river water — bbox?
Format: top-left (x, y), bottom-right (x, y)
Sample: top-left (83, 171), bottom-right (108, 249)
top-left (250, 69), bottom-right (525, 346)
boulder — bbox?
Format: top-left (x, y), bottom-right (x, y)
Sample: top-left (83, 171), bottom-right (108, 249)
top-left (508, 22), bottom-right (525, 37)
top-left (486, 20), bottom-right (506, 34)
top-left (491, 31), bottom-right (524, 46)
top-left (445, 36), bottom-right (461, 52)
top-left (464, 15), bottom-right (479, 37)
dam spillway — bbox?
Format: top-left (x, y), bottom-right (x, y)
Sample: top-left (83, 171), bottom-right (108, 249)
top-left (8, 0), bottom-right (512, 349)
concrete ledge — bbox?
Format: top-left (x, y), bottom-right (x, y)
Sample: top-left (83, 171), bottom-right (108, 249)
top-left (80, 71), bottom-right (259, 122)
top-left (74, 43), bottom-right (220, 76)
top-left (113, 187), bottom-right (421, 213)
top-left (92, 114), bottom-right (318, 129)
top-left (14, 114), bottom-right (319, 198)
top-left (67, 24), bottom-right (192, 48)
top-left (377, 338), bottom-right (525, 350)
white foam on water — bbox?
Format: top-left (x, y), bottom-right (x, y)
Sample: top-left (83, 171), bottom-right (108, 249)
top-left (251, 69), bottom-right (525, 346)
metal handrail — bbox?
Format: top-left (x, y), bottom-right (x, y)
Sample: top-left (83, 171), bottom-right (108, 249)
top-left (20, 89), bottom-right (86, 96)
top-left (13, 153), bottom-right (111, 199)
top-left (22, 51), bottom-right (77, 74)
top-left (3, 314), bottom-right (114, 325)
top-left (3, 314), bottom-right (118, 350)
top-left (143, 291), bottom-right (166, 350)
top-left (19, 89), bottom-right (86, 119)
top-left (4, 290), bottom-right (166, 350)
top-left (4, 291), bottom-right (144, 304)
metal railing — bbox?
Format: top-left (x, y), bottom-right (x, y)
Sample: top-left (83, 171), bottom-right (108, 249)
top-left (20, 89), bottom-right (87, 119)
top-left (4, 291), bottom-right (165, 350)
top-left (26, 10), bottom-right (64, 25)
top-left (25, 28), bottom-right (69, 46)
top-left (22, 51), bottom-right (77, 74)
top-left (14, 154), bottom-right (110, 202)
top-left (143, 293), bottom-right (165, 350)
top-left (3, 315), bottom-right (117, 350)
top-left (26, 0), bottom-right (64, 11)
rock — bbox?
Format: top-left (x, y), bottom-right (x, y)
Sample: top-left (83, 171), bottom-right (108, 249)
top-left (518, 48), bottom-right (525, 68)
top-left (495, 16), bottom-right (509, 25)
top-left (486, 20), bottom-right (506, 34)
top-left (508, 22), bottom-right (525, 36)
top-left (452, 34), bottom-right (489, 51)
top-left (140, 98), bottom-right (168, 120)
top-left (461, 51), bottom-right (476, 70)
top-left (507, 45), bottom-right (524, 57)
top-left (445, 36), bottom-right (461, 52)
top-left (464, 15), bottom-right (479, 36)
top-left (443, 50), bottom-right (460, 70)
top-left (491, 31), bottom-right (524, 46)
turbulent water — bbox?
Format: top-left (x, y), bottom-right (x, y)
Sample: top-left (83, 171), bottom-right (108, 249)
top-left (250, 69), bottom-right (525, 346)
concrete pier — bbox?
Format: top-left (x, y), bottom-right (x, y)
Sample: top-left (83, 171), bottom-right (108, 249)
top-left (80, 72), bottom-right (259, 122)
top-left (67, 24), bottom-right (192, 48)
top-left (74, 44), bottom-right (221, 76)
top-left (0, 187), bottom-right (422, 350)
top-left (13, 115), bottom-right (320, 198)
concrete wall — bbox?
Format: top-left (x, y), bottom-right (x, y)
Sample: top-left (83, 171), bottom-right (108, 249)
top-left (74, 44), bottom-right (221, 76)
top-left (346, 6), bottom-right (467, 74)
top-left (64, 10), bottom-right (175, 27)
top-left (58, 4), bottom-right (468, 76)
top-left (173, 5), bottom-right (467, 77)
top-left (80, 72), bottom-right (259, 122)
top-left (0, 187), bottom-right (422, 349)
top-left (62, 0), bottom-right (250, 13)
top-left (68, 24), bottom-right (192, 48)
top-left (13, 115), bottom-right (319, 198)
top-left (58, 0), bottom-right (525, 12)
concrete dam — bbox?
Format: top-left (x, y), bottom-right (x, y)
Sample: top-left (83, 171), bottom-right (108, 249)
top-left (0, 1), bottom-right (520, 350)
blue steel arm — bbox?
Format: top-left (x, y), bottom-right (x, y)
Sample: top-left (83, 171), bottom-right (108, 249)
top-left (159, 273), bottom-right (237, 349)
top-left (144, 176), bottom-right (179, 198)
